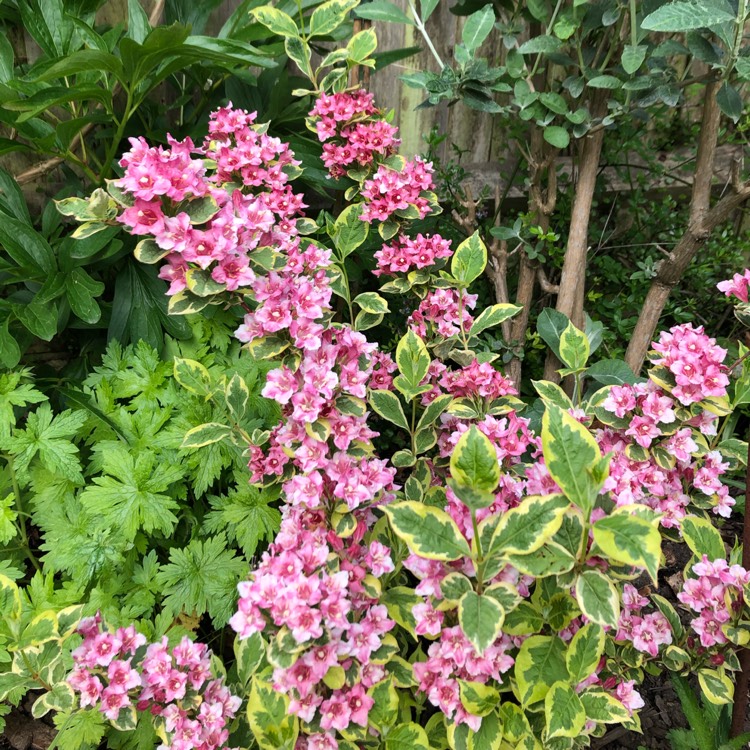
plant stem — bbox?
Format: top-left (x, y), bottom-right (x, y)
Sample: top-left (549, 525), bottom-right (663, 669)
top-left (407, 0), bottom-right (444, 70)
top-left (4, 454), bottom-right (40, 573)
top-left (410, 397), bottom-right (417, 455)
top-left (471, 509), bottom-right (484, 593)
top-left (98, 88), bottom-right (134, 183)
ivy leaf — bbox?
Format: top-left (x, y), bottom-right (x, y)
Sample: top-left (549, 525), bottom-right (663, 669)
top-left (1, 404), bottom-right (86, 483)
top-left (156, 533), bottom-right (247, 626)
top-left (80, 447), bottom-right (183, 542)
top-left (203, 487), bottom-right (281, 558)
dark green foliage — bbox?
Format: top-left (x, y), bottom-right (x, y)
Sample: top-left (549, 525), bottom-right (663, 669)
top-left (0, 322), bottom-right (281, 629)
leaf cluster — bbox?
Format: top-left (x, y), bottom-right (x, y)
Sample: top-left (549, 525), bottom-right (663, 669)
top-left (0, 321), bottom-right (280, 631)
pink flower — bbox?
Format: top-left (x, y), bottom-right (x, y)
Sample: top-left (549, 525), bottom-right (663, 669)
top-left (717, 270), bottom-right (750, 302)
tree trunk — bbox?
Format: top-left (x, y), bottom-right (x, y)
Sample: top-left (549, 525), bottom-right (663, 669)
top-left (624, 81), bottom-right (750, 374)
top-left (508, 127), bottom-right (557, 387)
top-left (543, 95), bottom-right (606, 382)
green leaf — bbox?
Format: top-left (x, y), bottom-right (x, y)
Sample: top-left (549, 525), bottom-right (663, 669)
top-left (681, 515), bottom-right (725, 559)
top-left (80, 447), bottom-right (183, 542)
top-left (621, 44), bottom-right (647, 74)
top-left (558, 320), bottom-right (590, 370)
top-left (385, 722), bottom-right (430, 750)
top-left (462, 5), bottom-right (495, 52)
top-left (355, 0), bottom-right (414, 24)
top-left (382, 586), bottom-right (421, 635)
top-left (204, 487), bottom-right (280, 559)
top-left (370, 390), bottom-right (410, 430)
top-left (451, 231), bottom-right (487, 285)
top-left (53, 708), bottom-right (107, 750)
top-left (348, 28), bottom-right (378, 62)
top-left (698, 667), bottom-right (734, 705)
top-left (333, 203), bottom-right (369, 257)
top-left (469, 303), bottom-right (522, 336)
top-left (575, 570), bottom-right (619, 629)
top-left (514, 635), bottom-right (569, 706)
top-left (127, 0), bottom-right (150, 42)
top-left (469, 709), bottom-right (502, 749)
top-left (16, 298), bottom-right (58, 341)
top-left (354, 292), bottom-right (389, 314)
top-left (368, 677), bottom-right (399, 731)
top-left (33, 49), bottom-right (125, 83)
top-left (0, 215), bottom-right (55, 273)
top-left (459, 680), bottom-right (500, 716)
top-left (310, 0), bottom-right (357, 36)
top-left (533, 380), bottom-right (574, 410)
top-left (225, 372), bottom-right (249, 421)
top-left (541, 402), bottom-right (602, 513)
top-left (593, 513), bottom-right (661, 584)
top-left (2, 403), bottom-right (85, 483)
top-left (0, 33), bottom-right (14, 83)
top-left (518, 35), bottom-right (562, 54)
top-left (250, 6), bottom-right (299, 37)
top-left (545, 681), bottom-right (586, 738)
top-left (0, 494), bottom-right (17, 544)
top-left (285, 36), bottom-right (313, 79)
top-left (717, 81), bottom-right (743, 122)
top-left (395, 329), bottom-right (431, 389)
top-left (181, 422), bottom-right (233, 449)
top-left (65, 268), bottom-right (104, 324)
top-left (247, 676), bottom-right (299, 750)
top-left (488, 493), bottom-right (569, 557)
top-left (537, 308), bottom-right (568, 360)
top-left (186, 268), bottom-right (226, 297)
top-left (0, 319), bottom-right (21, 369)
top-left (587, 74), bottom-right (622, 89)
top-left (566, 623), bottom-right (605, 685)
top-left (383, 501), bottom-right (472, 561)
top-left (156, 533), bottom-right (246, 626)
top-left (234, 632), bottom-right (265, 686)
top-left (586, 359), bottom-right (637, 386)
top-left (450, 425), bottom-right (500, 492)
top-left (173, 358), bottom-right (212, 397)
top-left (642, 1), bottom-right (735, 31)
top-left (458, 591), bottom-right (504, 654)
top-left (416, 393), bottom-right (452, 431)
top-left (579, 688), bottom-right (631, 724)
top-left (543, 126), bottom-right (570, 149)
top-left (421, 0), bottom-right (439, 21)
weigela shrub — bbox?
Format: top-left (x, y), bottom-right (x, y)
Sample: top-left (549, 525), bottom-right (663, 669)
top-left (64, 87), bottom-right (750, 750)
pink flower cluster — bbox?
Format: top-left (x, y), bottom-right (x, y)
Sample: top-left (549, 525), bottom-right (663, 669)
top-left (717, 269), bottom-right (750, 302)
top-left (230, 504), bottom-right (395, 742)
top-left (360, 157), bottom-right (435, 223)
top-left (616, 584), bottom-right (672, 657)
top-left (373, 233), bottom-right (452, 276)
top-left (650, 323), bottom-right (729, 406)
top-left (414, 627), bottom-right (515, 729)
top-left (598, 334), bottom-right (736, 526)
top-left (438, 359), bottom-right (516, 401)
top-left (68, 614), bottom-right (240, 750)
top-left (677, 556), bottom-right (750, 648)
top-left (235, 242), bottom-right (333, 352)
top-left (409, 288), bottom-right (477, 339)
top-left (116, 103), bottom-right (305, 296)
top-left (308, 90), bottom-right (400, 178)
